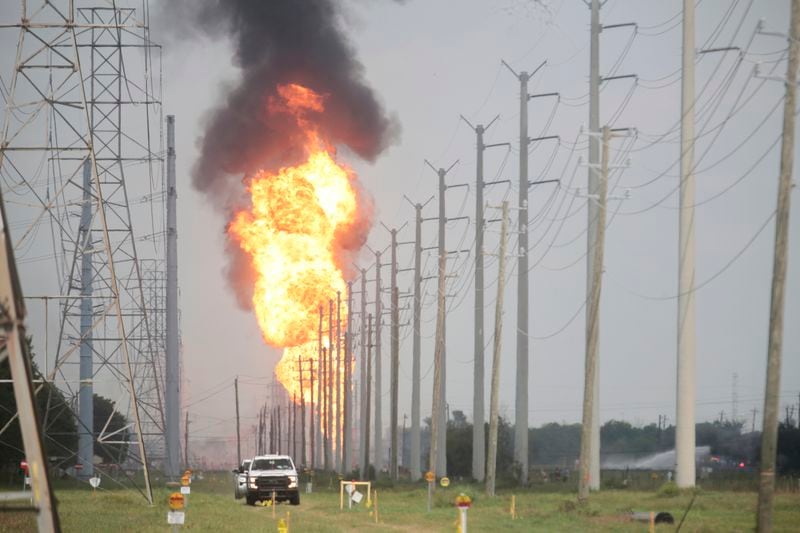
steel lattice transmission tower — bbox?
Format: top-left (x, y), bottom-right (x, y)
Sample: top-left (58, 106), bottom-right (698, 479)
top-left (0, 1), bottom-right (167, 503)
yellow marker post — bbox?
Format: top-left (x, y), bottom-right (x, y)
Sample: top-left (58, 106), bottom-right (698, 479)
top-left (455, 493), bottom-right (472, 533)
top-left (167, 492), bottom-right (185, 533)
top-left (374, 490), bottom-right (379, 524)
top-left (510, 495), bottom-right (517, 519)
top-left (272, 491), bottom-right (276, 519)
top-left (180, 474), bottom-right (191, 508)
top-left (425, 471), bottom-right (435, 512)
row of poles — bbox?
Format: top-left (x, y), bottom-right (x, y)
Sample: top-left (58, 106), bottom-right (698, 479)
top-left (242, 288), bottom-right (356, 475)
top-left (233, 4), bottom-right (797, 531)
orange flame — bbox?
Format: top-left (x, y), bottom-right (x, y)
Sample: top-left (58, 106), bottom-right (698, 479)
top-left (229, 83), bottom-right (357, 403)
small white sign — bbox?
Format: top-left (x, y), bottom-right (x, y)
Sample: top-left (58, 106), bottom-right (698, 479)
top-left (24, 477), bottom-right (31, 487)
top-left (345, 483), bottom-right (354, 494)
top-left (180, 486), bottom-right (191, 495)
top-left (351, 490), bottom-right (363, 504)
top-left (167, 511), bottom-right (185, 525)
top-left (89, 477), bottom-right (101, 489)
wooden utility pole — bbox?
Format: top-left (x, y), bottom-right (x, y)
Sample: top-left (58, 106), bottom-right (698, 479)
top-left (290, 392), bottom-right (296, 460)
top-left (579, 126), bottom-right (609, 502)
top-left (317, 306), bottom-right (324, 468)
top-left (359, 269), bottom-right (368, 473)
top-left (486, 201), bottom-right (509, 497)
top-left (402, 414), bottom-right (408, 469)
top-left (336, 291), bottom-right (343, 472)
top-left (184, 411), bottom-right (189, 469)
top-left (310, 359), bottom-right (316, 469)
top-left (277, 405), bottom-right (282, 455)
top-left (344, 282), bottom-right (354, 473)
top-left (327, 299), bottom-right (334, 469)
top-left (322, 346), bottom-right (329, 469)
top-left (298, 357), bottom-right (307, 467)
top-left (758, 1), bottom-right (799, 529)
top-left (235, 376), bottom-right (241, 466)
top-left (361, 314), bottom-right (373, 479)
top-left (269, 408), bottom-right (274, 452)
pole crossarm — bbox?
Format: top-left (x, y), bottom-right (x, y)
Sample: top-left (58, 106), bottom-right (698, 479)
top-left (600, 73), bottom-right (638, 83)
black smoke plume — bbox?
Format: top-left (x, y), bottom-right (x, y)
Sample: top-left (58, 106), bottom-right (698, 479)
top-left (160, 0), bottom-right (399, 309)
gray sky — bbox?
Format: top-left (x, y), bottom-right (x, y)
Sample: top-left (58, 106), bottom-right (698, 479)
top-left (2, 0), bottom-right (799, 464)
top-left (161, 0), bottom-right (799, 459)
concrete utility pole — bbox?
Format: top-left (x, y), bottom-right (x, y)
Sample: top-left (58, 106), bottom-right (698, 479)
top-left (581, 0), bottom-right (637, 490)
top-left (460, 114), bottom-right (504, 482)
top-left (359, 269), bottom-right (368, 471)
top-left (587, 0), bottom-right (603, 491)
top-left (515, 65), bottom-right (531, 485)
top-left (235, 376), bottom-right (241, 466)
top-left (78, 159), bottom-right (95, 479)
top-left (362, 314), bottom-right (373, 479)
top-left (676, 0), bottom-right (697, 490)
top-left (758, 0), bottom-right (799, 528)
top-left (389, 229), bottom-right (400, 481)
top-left (374, 250), bottom-right (384, 472)
top-left (406, 199), bottom-right (427, 481)
top-left (579, 126), bottom-right (610, 502)
top-left (344, 282), bottom-right (354, 473)
top-left (165, 115), bottom-right (181, 479)
top-left (502, 58), bottom-right (545, 485)
top-left (426, 160), bottom-right (459, 478)
top-left (486, 201), bottom-right (509, 497)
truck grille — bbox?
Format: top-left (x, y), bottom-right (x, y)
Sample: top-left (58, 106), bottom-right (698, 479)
top-left (256, 476), bottom-right (289, 490)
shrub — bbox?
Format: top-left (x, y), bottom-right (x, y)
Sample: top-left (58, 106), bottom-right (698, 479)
top-left (658, 481), bottom-right (680, 497)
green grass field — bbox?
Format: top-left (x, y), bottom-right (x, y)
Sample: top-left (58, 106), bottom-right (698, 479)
top-left (2, 472), bottom-right (799, 532)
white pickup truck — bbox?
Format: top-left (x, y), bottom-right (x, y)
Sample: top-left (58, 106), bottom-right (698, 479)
top-left (242, 455), bottom-right (300, 506)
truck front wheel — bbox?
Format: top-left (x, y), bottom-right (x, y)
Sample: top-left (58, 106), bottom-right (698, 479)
top-left (290, 492), bottom-right (300, 506)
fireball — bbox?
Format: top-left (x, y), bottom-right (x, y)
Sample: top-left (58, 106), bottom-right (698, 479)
top-left (229, 84), bottom-right (356, 404)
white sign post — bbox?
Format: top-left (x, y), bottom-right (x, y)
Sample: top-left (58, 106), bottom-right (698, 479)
top-left (167, 510), bottom-right (185, 533)
top-left (345, 482), bottom-right (354, 509)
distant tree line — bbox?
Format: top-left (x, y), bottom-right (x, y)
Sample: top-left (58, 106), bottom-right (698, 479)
top-left (404, 410), bottom-right (800, 481)
top-left (0, 338), bottom-right (129, 474)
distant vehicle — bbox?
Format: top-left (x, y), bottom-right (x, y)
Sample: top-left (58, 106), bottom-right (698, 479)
top-left (244, 455), bottom-right (300, 506)
top-left (233, 459), bottom-right (252, 500)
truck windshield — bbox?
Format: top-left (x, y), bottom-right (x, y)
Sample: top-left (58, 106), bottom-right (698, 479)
top-left (252, 458), bottom-right (293, 471)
